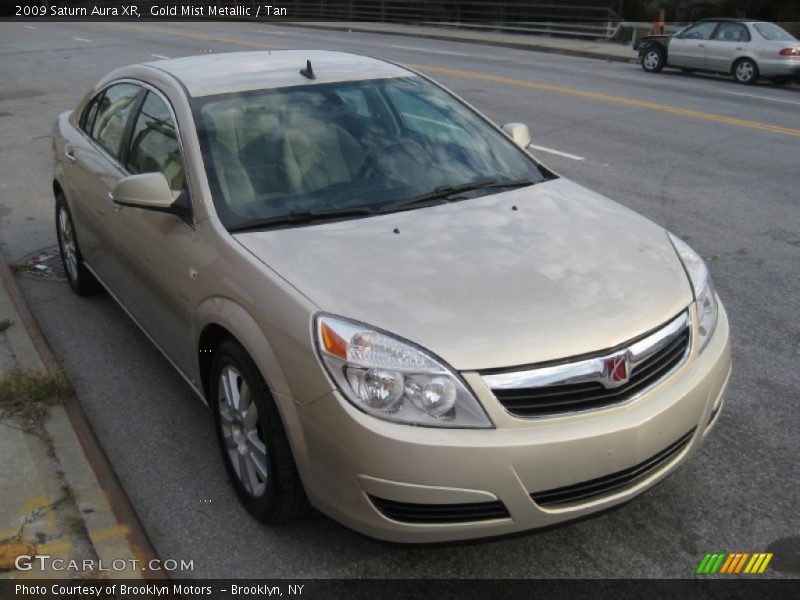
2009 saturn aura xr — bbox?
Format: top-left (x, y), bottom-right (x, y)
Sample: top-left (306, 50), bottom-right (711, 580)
top-left (52, 50), bottom-right (731, 542)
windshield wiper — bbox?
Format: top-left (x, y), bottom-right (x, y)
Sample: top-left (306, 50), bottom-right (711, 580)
top-left (379, 178), bottom-right (537, 213)
top-left (228, 206), bottom-right (374, 233)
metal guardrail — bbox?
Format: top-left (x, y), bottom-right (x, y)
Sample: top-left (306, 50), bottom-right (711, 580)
top-left (275, 1), bottom-right (622, 39)
top-left (425, 21), bottom-right (618, 39)
top-left (56, 0), bottom-right (636, 41)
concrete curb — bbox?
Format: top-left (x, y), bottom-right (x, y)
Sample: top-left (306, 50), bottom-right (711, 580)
top-left (0, 256), bottom-right (165, 580)
top-left (278, 22), bottom-right (638, 64)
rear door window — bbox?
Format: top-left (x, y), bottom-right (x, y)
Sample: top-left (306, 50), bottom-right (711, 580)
top-left (713, 23), bottom-right (750, 42)
top-left (81, 93), bottom-right (103, 134)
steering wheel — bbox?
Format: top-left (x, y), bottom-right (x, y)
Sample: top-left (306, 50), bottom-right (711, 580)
top-left (357, 138), bottom-right (426, 179)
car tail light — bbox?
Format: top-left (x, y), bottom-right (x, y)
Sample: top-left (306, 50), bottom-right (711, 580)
top-left (779, 48), bottom-right (800, 56)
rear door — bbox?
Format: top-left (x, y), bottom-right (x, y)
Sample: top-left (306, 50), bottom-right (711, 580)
top-left (65, 83), bottom-right (143, 276)
top-left (669, 21), bottom-right (719, 68)
top-left (705, 22), bottom-right (751, 72)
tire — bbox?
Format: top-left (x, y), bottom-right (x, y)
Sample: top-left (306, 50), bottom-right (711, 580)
top-left (733, 58), bottom-right (759, 85)
top-left (641, 47), bottom-right (665, 73)
top-left (210, 340), bottom-right (307, 523)
top-left (55, 193), bottom-right (102, 296)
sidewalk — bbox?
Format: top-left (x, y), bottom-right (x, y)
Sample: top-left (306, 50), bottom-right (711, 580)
top-left (281, 21), bottom-right (638, 62)
top-left (0, 258), bottom-right (147, 579)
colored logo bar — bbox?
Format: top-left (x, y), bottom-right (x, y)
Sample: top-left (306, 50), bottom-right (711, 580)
top-left (696, 552), bottom-right (773, 574)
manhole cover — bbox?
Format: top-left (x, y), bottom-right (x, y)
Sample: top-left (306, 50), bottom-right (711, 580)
top-left (14, 246), bottom-right (67, 282)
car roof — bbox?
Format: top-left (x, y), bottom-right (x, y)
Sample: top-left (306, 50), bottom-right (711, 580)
top-left (696, 18), bottom-right (755, 24)
top-left (143, 50), bottom-right (413, 97)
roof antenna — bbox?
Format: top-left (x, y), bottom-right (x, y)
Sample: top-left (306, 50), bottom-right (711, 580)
top-left (299, 59), bottom-right (316, 80)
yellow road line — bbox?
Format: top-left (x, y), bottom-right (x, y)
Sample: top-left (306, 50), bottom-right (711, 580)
top-left (89, 523), bottom-right (131, 544)
top-left (103, 24), bottom-right (798, 138)
top-left (106, 22), bottom-right (285, 50)
top-left (408, 64), bottom-right (800, 138)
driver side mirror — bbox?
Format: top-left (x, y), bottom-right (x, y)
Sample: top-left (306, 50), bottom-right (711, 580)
top-left (112, 173), bottom-right (188, 218)
top-left (502, 123), bottom-right (531, 150)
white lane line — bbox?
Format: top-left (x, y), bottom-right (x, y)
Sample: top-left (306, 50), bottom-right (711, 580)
top-left (150, 53), bottom-right (170, 60)
top-left (529, 144), bottom-right (585, 161)
top-left (388, 44), bottom-right (499, 59)
top-left (73, 37), bottom-right (93, 43)
top-left (247, 28), bottom-right (292, 35)
top-left (721, 90), bottom-right (800, 106)
top-left (24, 25), bottom-right (36, 30)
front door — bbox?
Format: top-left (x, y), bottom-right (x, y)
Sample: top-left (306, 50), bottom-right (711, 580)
top-left (669, 21), bottom-right (719, 68)
top-left (102, 89), bottom-right (198, 375)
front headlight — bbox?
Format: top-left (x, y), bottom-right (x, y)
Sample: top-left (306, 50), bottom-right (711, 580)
top-left (314, 315), bottom-right (493, 428)
top-left (668, 233), bottom-right (718, 352)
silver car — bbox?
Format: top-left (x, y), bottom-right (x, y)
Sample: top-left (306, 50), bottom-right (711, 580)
top-left (639, 19), bottom-right (800, 84)
top-left (52, 50), bottom-right (731, 543)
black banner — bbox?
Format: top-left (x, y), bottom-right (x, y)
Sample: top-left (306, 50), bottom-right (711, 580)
top-left (1, 579), bottom-right (798, 600)
top-left (2, 1), bottom-right (799, 23)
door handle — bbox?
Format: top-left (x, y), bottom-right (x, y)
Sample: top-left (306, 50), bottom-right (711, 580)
top-left (736, 46), bottom-right (744, 50)
top-left (697, 43), bottom-right (705, 48)
top-left (109, 190), bottom-right (122, 211)
top-left (64, 149), bottom-right (77, 163)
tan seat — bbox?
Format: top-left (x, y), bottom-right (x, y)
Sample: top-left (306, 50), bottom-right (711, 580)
top-left (280, 121), bottom-right (365, 195)
top-left (207, 138), bottom-right (257, 210)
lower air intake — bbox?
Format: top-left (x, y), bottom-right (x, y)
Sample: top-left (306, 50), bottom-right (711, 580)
top-left (369, 496), bottom-right (510, 523)
top-left (531, 429), bottom-right (696, 507)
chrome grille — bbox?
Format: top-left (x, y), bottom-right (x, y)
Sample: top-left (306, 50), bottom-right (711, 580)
top-left (482, 312), bottom-right (691, 418)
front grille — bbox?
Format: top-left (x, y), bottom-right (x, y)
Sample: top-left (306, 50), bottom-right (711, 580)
top-left (531, 429), bottom-right (695, 507)
top-left (368, 496), bottom-right (510, 523)
top-left (490, 323), bottom-right (691, 418)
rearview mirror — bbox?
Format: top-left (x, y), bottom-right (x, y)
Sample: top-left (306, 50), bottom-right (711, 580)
top-left (502, 123), bottom-right (531, 150)
top-left (112, 173), bottom-right (186, 217)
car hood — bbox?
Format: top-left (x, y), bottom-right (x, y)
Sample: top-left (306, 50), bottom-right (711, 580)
top-left (235, 178), bottom-right (692, 371)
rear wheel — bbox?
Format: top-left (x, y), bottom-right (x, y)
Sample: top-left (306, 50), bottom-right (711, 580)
top-left (211, 340), bottom-right (307, 523)
top-left (733, 58), bottom-right (759, 84)
top-left (641, 47), bottom-right (666, 73)
top-left (55, 193), bottom-right (101, 295)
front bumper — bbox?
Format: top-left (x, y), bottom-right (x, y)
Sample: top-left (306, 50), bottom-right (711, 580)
top-left (293, 302), bottom-right (731, 543)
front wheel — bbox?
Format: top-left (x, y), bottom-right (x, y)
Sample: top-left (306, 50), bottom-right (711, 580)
top-left (211, 340), bottom-right (307, 523)
top-left (641, 47), bottom-right (666, 73)
top-left (55, 194), bottom-right (101, 295)
top-left (733, 58), bottom-right (759, 84)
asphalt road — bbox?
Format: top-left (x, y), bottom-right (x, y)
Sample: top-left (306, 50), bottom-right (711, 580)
top-left (1, 21), bottom-right (799, 578)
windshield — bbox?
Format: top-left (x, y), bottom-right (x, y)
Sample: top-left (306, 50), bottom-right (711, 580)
top-left (753, 23), bottom-right (796, 41)
top-left (192, 76), bottom-right (549, 229)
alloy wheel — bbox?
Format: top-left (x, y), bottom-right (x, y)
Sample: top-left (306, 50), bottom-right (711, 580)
top-left (643, 51), bottom-right (661, 71)
top-left (58, 206), bottom-right (79, 283)
top-left (736, 61), bottom-right (755, 83)
top-left (217, 365), bottom-right (268, 497)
